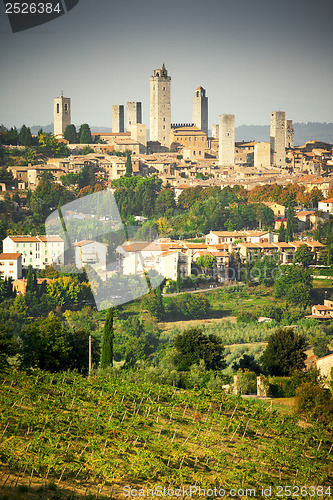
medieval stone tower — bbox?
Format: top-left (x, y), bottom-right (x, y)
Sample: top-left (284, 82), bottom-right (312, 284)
top-left (54, 95), bottom-right (71, 137)
top-left (270, 111), bottom-right (286, 166)
top-left (285, 119), bottom-right (294, 149)
top-left (126, 102), bottom-right (142, 132)
top-left (112, 105), bottom-right (124, 133)
top-left (149, 63), bottom-right (171, 148)
top-left (219, 114), bottom-right (235, 166)
top-left (192, 86), bottom-right (208, 135)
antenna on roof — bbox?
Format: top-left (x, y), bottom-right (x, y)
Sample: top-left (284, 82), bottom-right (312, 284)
top-left (61, 90), bottom-right (64, 97)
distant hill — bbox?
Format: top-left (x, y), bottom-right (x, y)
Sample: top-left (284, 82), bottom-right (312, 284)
top-left (30, 122), bottom-right (333, 146)
top-left (235, 122), bottom-right (333, 146)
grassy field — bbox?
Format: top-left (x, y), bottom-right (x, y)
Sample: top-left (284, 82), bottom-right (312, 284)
top-left (0, 371), bottom-right (332, 500)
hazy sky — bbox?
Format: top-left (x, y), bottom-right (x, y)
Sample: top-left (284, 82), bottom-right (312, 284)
top-left (1, 0), bottom-right (332, 130)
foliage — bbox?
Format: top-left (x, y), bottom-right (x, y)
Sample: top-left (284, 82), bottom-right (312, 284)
top-left (18, 124), bottom-right (32, 147)
top-left (195, 254), bottom-right (217, 274)
top-left (274, 265), bottom-right (312, 308)
top-left (311, 333), bottom-right (330, 358)
top-left (100, 308), bottom-right (114, 368)
top-left (115, 316), bottom-right (159, 367)
top-left (46, 275), bottom-right (91, 309)
top-left (38, 133), bottom-right (68, 157)
top-left (166, 292), bottom-right (210, 320)
top-left (260, 327), bottom-right (307, 376)
top-left (82, 145), bottom-right (95, 155)
top-left (295, 376), bottom-right (333, 427)
top-left (125, 152), bottom-right (132, 176)
top-left (79, 124), bottom-right (92, 144)
top-left (232, 354), bottom-right (261, 374)
top-left (19, 315), bottom-right (72, 372)
top-left (141, 286), bottom-right (164, 320)
top-left (174, 327), bottom-right (226, 371)
top-left (295, 244), bottom-right (313, 267)
top-left (63, 124), bottom-right (77, 144)
top-left (0, 324), bottom-right (16, 372)
top-left (278, 221), bottom-right (286, 242)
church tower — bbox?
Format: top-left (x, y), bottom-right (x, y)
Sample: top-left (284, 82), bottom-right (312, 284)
top-left (149, 63), bottom-right (171, 148)
top-left (192, 86), bottom-right (208, 135)
top-left (54, 94), bottom-right (71, 137)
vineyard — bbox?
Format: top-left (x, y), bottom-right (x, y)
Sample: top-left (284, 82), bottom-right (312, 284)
top-left (0, 370), bottom-right (332, 499)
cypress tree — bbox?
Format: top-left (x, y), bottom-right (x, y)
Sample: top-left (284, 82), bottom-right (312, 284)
top-left (125, 152), bottom-right (132, 176)
top-left (286, 205), bottom-right (294, 243)
top-left (79, 124), bottom-right (92, 144)
top-left (278, 221), bottom-right (286, 242)
top-left (64, 124), bottom-right (77, 144)
top-left (26, 265), bottom-right (37, 294)
top-left (100, 308), bottom-right (114, 369)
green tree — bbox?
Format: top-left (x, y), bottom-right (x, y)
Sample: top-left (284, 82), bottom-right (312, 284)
top-left (155, 188), bottom-right (176, 215)
top-left (63, 124), bottom-right (77, 144)
top-left (278, 221), bottom-right (286, 242)
top-left (19, 315), bottom-right (72, 372)
top-left (142, 286), bottom-right (164, 320)
top-left (82, 145), bottom-right (95, 155)
top-left (260, 327), bottom-right (307, 376)
top-left (18, 125), bottom-right (32, 146)
top-left (286, 205), bottom-right (295, 242)
top-left (311, 333), bottom-right (329, 358)
top-left (38, 133), bottom-right (68, 157)
top-left (274, 265), bottom-right (312, 308)
top-left (79, 124), bottom-right (92, 144)
top-left (25, 265), bottom-right (37, 294)
top-left (174, 327), bottom-right (226, 371)
top-left (100, 308), bottom-right (114, 368)
top-left (295, 244), bottom-right (313, 267)
top-left (125, 152), bottom-right (132, 176)
top-left (195, 254), bottom-right (217, 275)
top-left (0, 325), bottom-right (16, 372)
top-left (232, 354), bottom-right (261, 374)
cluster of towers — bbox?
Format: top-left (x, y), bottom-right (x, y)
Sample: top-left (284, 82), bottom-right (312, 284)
top-left (54, 64), bottom-right (294, 167)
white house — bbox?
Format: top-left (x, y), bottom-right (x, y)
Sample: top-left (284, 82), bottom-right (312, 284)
top-left (0, 253), bottom-right (22, 280)
top-left (3, 235), bottom-right (64, 269)
top-left (74, 240), bottom-right (108, 271)
top-left (318, 198), bottom-right (333, 214)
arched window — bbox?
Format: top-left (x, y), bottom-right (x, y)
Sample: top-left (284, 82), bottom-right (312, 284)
top-left (57, 103), bottom-right (59, 113)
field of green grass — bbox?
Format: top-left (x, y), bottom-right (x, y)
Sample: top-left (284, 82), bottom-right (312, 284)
top-left (0, 371), bottom-right (332, 499)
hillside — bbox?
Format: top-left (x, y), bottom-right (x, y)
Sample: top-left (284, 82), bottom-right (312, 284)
top-left (0, 371), bottom-right (331, 499)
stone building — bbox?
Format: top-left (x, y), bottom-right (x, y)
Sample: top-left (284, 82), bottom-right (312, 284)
top-left (192, 86), bottom-right (208, 135)
top-left (285, 119), bottom-right (294, 149)
top-left (254, 142), bottom-right (270, 168)
top-left (54, 95), bottom-right (71, 137)
top-left (112, 105), bottom-right (124, 133)
top-left (219, 114), bottom-right (235, 167)
top-left (149, 63), bottom-right (171, 149)
top-left (270, 111), bottom-right (286, 167)
top-left (126, 102), bottom-right (142, 132)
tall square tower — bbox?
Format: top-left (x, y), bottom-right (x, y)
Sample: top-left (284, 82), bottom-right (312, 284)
top-left (219, 114), bottom-right (235, 166)
top-left (112, 105), bottom-right (124, 133)
top-left (149, 63), bottom-right (171, 148)
top-left (270, 111), bottom-right (286, 166)
top-left (285, 119), bottom-right (294, 149)
top-left (126, 102), bottom-right (142, 132)
top-left (54, 95), bottom-right (71, 137)
top-left (192, 86), bottom-right (208, 135)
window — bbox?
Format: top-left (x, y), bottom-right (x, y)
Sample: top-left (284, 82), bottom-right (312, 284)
top-left (9, 262), bottom-right (13, 266)
top-left (163, 87), bottom-right (165, 90)
top-left (30, 259), bottom-right (32, 263)
top-left (57, 103), bottom-right (59, 113)
top-left (0, 262), bottom-right (3, 266)
top-left (65, 103), bottom-right (68, 113)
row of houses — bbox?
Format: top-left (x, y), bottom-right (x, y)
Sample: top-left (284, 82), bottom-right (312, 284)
top-left (0, 231), bottom-right (325, 283)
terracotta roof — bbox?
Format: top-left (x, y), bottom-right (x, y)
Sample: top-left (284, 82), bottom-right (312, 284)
top-left (319, 198), bottom-right (333, 203)
top-left (0, 253), bottom-right (22, 260)
top-left (182, 243), bottom-right (208, 249)
top-left (313, 305), bottom-right (330, 311)
top-left (8, 236), bottom-right (39, 243)
top-left (38, 236), bottom-right (64, 242)
top-left (74, 240), bottom-right (94, 247)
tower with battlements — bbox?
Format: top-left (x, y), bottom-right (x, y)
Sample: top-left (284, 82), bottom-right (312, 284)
top-left (192, 86), bottom-right (208, 135)
top-left (54, 95), bottom-right (71, 137)
top-left (149, 63), bottom-right (171, 148)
